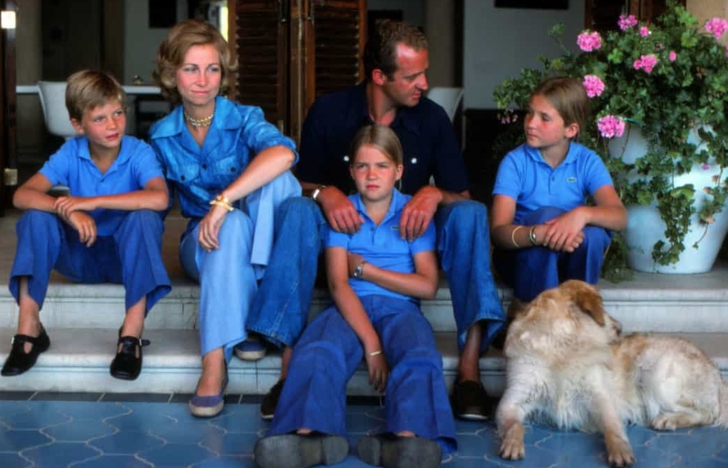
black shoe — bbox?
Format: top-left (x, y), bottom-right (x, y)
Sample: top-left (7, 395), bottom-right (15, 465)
top-left (1, 325), bottom-right (51, 376)
top-left (110, 333), bottom-right (150, 381)
top-left (254, 433), bottom-right (348, 468)
top-left (450, 379), bottom-right (492, 421)
top-left (260, 379), bottom-right (285, 420)
top-left (357, 435), bottom-right (442, 468)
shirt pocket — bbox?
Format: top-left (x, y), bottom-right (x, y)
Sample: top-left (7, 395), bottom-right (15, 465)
top-left (204, 154), bottom-right (244, 192)
top-left (168, 163), bottom-right (200, 187)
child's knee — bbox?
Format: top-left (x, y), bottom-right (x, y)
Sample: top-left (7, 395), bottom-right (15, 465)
top-left (18, 210), bottom-right (59, 230)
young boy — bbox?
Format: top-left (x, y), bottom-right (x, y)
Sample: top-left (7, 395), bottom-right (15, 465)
top-left (1, 70), bottom-right (171, 381)
top-left (491, 76), bottom-right (627, 303)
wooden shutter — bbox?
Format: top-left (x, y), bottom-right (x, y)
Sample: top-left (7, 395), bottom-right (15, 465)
top-left (311, 0), bottom-right (366, 101)
top-left (230, 0), bottom-right (288, 132)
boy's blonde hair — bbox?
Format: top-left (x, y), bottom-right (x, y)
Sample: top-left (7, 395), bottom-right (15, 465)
top-left (153, 19), bottom-right (238, 104)
top-left (532, 76), bottom-right (589, 138)
top-left (65, 70), bottom-right (126, 121)
top-left (350, 125), bottom-right (403, 166)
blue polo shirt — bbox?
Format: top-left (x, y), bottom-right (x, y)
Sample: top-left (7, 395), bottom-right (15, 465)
top-left (39, 135), bottom-right (164, 236)
top-left (149, 96), bottom-right (298, 234)
top-left (297, 82), bottom-right (469, 196)
top-left (325, 189), bottom-right (436, 302)
top-left (493, 142), bottom-right (613, 224)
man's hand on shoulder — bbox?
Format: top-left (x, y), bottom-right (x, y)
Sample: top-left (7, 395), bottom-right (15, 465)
top-left (317, 186), bottom-right (364, 234)
top-left (400, 185), bottom-right (443, 241)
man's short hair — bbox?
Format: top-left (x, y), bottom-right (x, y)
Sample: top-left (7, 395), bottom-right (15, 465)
top-left (65, 70), bottom-right (126, 121)
top-left (363, 20), bottom-right (428, 82)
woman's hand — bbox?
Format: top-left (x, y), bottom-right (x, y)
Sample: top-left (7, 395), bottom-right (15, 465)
top-left (198, 204), bottom-right (229, 252)
top-left (365, 350), bottom-right (389, 393)
top-left (54, 196), bottom-right (97, 218)
top-left (64, 211), bottom-right (98, 247)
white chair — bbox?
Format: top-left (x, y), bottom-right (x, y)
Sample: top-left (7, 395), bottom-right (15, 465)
top-left (427, 87), bottom-right (464, 123)
top-left (37, 81), bottom-right (75, 196)
top-left (37, 81), bottom-right (77, 139)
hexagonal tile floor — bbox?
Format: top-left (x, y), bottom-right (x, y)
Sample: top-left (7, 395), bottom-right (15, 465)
top-left (0, 393), bottom-right (726, 468)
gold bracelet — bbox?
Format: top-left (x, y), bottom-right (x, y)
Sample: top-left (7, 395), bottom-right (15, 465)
top-left (368, 350), bottom-right (382, 356)
top-left (511, 225), bottom-right (524, 248)
top-left (209, 194), bottom-right (234, 212)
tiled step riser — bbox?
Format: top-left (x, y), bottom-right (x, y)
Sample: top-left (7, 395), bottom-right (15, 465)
top-left (3, 293), bottom-right (728, 334)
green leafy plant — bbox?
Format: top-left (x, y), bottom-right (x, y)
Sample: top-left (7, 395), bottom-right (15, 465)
top-left (493, 1), bottom-right (728, 279)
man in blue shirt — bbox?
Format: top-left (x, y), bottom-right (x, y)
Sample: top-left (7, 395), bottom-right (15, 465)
top-left (246, 20), bottom-right (505, 421)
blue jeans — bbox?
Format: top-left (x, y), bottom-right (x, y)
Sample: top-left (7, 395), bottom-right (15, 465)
top-left (247, 198), bottom-right (505, 353)
top-left (9, 209), bottom-right (170, 313)
top-left (493, 206), bottom-right (612, 302)
top-left (268, 295), bottom-right (457, 454)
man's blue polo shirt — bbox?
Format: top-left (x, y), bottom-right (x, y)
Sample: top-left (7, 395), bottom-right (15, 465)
top-left (325, 189), bottom-right (436, 302)
top-left (297, 82), bottom-right (469, 196)
top-left (493, 142), bottom-right (613, 224)
top-left (39, 135), bottom-right (164, 236)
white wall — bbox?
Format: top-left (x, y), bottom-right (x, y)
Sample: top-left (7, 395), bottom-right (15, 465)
top-left (368, 0), bottom-right (425, 28)
top-left (464, 1), bottom-right (584, 109)
top-left (123, 0), bottom-right (187, 85)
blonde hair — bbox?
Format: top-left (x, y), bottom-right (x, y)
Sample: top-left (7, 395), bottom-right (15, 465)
top-left (153, 19), bottom-right (238, 104)
top-left (363, 20), bottom-right (428, 81)
top-left (65, 70), bottom-right (126, 121)
top-left (350, 125), bottom-right (403, 166)
top-left (532, 76), bottom-right (589, 138)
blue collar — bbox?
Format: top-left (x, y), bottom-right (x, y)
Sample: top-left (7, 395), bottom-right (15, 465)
top-left (352, 188), bottom-right (407, 225)
top-left (74, 135), bottom-right (128, 165)
top-left (149, 96), bottom-right (244, 140)
top-left (351, 82), bottom-right (422, 136)
top-left (524, 142), bottom-right (580, 167)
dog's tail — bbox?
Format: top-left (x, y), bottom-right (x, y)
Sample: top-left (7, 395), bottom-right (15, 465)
top-left (718, 378), bottom-right (728, 428)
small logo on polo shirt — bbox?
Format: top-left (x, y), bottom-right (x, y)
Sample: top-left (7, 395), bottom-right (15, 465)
top-left (391, 226), bottom-right (399, 230)
top-left (567, 177), bottom-right (577, 183)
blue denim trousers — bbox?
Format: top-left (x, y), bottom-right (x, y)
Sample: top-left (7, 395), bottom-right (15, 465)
top-left (247, 198), bottom-right (505, 353)
top-left (267, 295), bottom-right (457, 454)
top-left (9, 209), bottom-right (171, 313)
top-left (492, 206), bottom-right (612, 302)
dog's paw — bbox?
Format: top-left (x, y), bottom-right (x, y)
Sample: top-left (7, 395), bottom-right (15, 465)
top-left (606, 438), bottom-right (635, 467)
top-left (651, 414), bottom-right (678, 431)
top-left (499, 437), bottom-right (525, 460)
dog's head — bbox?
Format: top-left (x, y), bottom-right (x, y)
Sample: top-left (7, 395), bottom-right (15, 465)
top-left (504, 280), bottom-right (622, 360)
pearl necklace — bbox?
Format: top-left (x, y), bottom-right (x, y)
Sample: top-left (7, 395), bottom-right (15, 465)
top-left (184, 111), bottom-right (214, 127)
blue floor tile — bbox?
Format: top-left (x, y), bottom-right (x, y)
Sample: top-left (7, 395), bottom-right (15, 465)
top-left (0, 400), bottom-right (726, 468)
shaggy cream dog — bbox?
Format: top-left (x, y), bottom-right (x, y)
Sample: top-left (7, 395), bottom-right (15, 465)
top-left (496, 280), bottom-right (728, 467)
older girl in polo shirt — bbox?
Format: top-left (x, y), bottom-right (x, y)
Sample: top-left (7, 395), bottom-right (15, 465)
top-left (254, 125), bottom-right (456, 468)
top-left (491, 76), bottom-right (627, 304)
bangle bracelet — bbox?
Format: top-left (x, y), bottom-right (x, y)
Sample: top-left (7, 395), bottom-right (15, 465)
top-left (528, 225), bottom-right (538, 246)
top-left (511, 225), bottom-right (524, 248)
top-left (368, 350), bottom-right (382, 356)
top-left (210, 194), bottom-right (234, 212)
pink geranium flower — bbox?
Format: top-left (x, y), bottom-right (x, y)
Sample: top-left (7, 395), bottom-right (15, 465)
top-left (577, 31), bottom-right (602, 52)
top-left (582, 75), bottom-right (605, 98)
top-left (640, 26), bottom-right (651, 37)
top-left (618, 14), bottom-right (638, 31)
top-left (597, 115), bottom-right (626, 139)
top-left (705, 18), bottom-right (728, 38)
top-left (633, 54), bottom-right (658, 73)
top-left (669, 51), bottom-right (677, 62)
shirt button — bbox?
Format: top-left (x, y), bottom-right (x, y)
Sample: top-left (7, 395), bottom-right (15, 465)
top-left (411, 157), bottom-right (418, 164)
top-left (230, 167), bottom-right (237, 172)
top-left (181, 176), bottom-right (186, 181)
top-left (202, 164), bottom-right (207, 170)
top-left (343, 155), bottom-right (350, 162)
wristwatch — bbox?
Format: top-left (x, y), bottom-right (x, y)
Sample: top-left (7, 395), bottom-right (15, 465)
top-left (311, 185), bottom-right (327, 202)
top-left (353, 261), bottom-right (367, 279)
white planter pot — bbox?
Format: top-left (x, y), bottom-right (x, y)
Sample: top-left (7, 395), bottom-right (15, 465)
top-left (608, 126), bottom-right (728, 274)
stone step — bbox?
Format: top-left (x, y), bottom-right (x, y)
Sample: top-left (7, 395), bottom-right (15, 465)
top-left (1, 263), bottom-right (728, 333)
top-left (0, 328), bottom-right (725, 397)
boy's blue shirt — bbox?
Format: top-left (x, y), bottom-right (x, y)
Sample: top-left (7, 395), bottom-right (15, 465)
top-left (325, 189), bottom-right (436, 302)
top-left (148, 96), bottom-right (298, 227)
top-left (39, 135), bottom-right (164, 236)
top-left (493, 142), bottom-right (614, 225)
